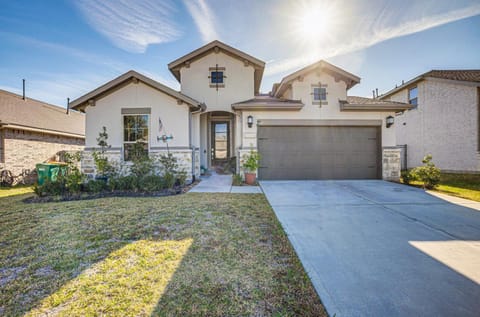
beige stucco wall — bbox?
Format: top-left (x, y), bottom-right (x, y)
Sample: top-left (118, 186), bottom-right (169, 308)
top-left (84, 82), bottom-right (191, 150)
top-left (180, 51), bottom-right (255, 112)
top-left (388, 79), bottom-right (479, 172)
top-left (239, 71), bottom-right (397, 149)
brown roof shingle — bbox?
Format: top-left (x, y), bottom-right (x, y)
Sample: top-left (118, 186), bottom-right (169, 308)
top-left (0, 89), bottom-right (85, 137)
top-left (423, 70), bottom-right (480, 83)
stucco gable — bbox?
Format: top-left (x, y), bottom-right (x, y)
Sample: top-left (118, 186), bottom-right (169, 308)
top-left (273, 60), bottom-right (360, 98)
top-left (168, 40), bottom-right (265, 94)
top-left (70, 70), bottom-right (205, 112)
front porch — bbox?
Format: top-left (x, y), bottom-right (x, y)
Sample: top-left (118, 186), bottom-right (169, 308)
top-left (198, 111), bottom-right (240, 174)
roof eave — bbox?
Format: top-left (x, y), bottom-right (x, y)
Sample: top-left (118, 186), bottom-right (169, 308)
top-left (274, 60), bottom-right (361, 97)
top-left (379, 75), bottom-right (425, 99)
top-left (231, 103), bottom-right (304, 111)
top-left (0, 123), bottom-right (85, 138)
top-left (70, 70), bottom-right (203, 112)
top-left (340, 103), bottom-right (413, 112)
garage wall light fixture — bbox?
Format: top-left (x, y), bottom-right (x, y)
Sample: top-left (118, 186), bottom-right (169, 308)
top-left (386, 115), bottom-right (394, 128)
top-left (247, 115), bottom-right (254, 128)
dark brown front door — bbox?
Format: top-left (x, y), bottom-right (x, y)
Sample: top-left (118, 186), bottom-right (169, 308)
top-left (211, 122), bottom-right (229, 163)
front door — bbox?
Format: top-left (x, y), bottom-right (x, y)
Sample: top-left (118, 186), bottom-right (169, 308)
top-left (211, 121), bottom-right (229, 165)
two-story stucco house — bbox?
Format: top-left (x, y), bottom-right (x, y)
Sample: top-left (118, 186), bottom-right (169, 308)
top-left (71, 41), bottom-right (411, 181)
top-left (380, 70), bottom-right (480, 173)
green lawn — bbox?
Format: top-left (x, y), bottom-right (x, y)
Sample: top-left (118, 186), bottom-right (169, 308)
top-left (404, 173), bottom-right (480, 202)
top-left (0, 192), bottom-right (325, 316)
top-left (0, 185), bottom-right (34, 198)
top-left (434, 173), bottom-right (480, 202)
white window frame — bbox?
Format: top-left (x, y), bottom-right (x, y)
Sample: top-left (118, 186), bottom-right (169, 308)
top-left (122, 113), bottom-right (150, 161)
top-left (408, 86), bottom-right (418, 106)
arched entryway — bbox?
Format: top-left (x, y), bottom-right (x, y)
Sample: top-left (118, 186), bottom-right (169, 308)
top-left (199, 111), bottom-right (236, 173)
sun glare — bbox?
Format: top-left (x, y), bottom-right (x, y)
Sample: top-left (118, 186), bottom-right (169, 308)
top-left (291, 1), bottom-right (336, 44)
top-left (300, 8), bottom-right (332, 39)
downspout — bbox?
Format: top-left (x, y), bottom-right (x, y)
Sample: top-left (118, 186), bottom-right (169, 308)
top-left (190, 104), bottom-right (205, 182)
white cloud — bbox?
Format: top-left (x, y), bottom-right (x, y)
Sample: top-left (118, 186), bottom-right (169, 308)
top-left (183, 0), bottom-right (219, 43)
top-left (75, 0), bottom-right (182, 53)
top-left (265, 2), bottom-right (480, 76)
top-left (0, 31), bottom-right (128, 72)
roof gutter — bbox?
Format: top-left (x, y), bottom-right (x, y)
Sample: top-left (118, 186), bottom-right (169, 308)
top-left (0, 123), bottom-right (85, 139)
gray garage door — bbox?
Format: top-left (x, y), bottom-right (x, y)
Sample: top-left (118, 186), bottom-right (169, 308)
top-left (258, 126), bottom-right (380, 180)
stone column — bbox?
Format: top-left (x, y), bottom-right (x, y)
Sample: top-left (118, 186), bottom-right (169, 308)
top-left (382, 148), bottom-right (401, 181)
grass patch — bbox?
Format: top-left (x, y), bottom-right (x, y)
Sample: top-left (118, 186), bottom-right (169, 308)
top-left (0, 193), bottom-right (325, 316)
top-left (403, 173), bottom-right (480, 202)
top-left (0, 185), bottom-right (34, 198)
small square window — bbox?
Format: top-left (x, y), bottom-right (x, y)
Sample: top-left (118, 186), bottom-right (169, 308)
top-left (408, 86), bottom-right (418, 105)
top-left (211, 71), bottom-right (224, 84)
top-left (313, 87), bottom-right (327, 101)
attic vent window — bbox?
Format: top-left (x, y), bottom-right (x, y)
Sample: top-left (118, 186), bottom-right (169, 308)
top-left (311, 84), bottom-right (328, 105)
top-left (211, 71), bottom-right (224, 84)
top-left (209, 65), bottom-right (226, 89)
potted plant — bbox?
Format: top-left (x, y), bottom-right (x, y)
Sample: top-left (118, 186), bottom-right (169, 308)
top-left (242, 150), bottom-right (260, 185)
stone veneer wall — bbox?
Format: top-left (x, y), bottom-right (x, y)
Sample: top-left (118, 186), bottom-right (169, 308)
top-left (1, 128), bottom-right (84, 183)
top-left (81, 148), bottom-right (199, 182)
top-left (382, 148), bottom-right (401, 181)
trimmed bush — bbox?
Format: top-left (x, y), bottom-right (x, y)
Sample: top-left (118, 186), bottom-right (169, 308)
top-left (410, 155), bottom-right (441, 189)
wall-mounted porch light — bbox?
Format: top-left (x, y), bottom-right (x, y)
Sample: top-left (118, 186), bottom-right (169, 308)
top-left (247, 115), bottom-right (254, 128)
top-left (386, 115), bottom-right (394, 128)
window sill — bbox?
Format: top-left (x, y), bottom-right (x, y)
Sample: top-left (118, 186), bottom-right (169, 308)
top-left (313, 101), bottom-right (328, 106)
top-left (210, 84), bottom-right (225, 88)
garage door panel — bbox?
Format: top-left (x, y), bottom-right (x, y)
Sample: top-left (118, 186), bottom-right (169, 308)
top-left (258, 126), bottom-right (380, 180)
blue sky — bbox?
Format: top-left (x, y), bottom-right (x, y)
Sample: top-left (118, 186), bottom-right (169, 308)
top-left (0, 0), bottom-right (479, 107)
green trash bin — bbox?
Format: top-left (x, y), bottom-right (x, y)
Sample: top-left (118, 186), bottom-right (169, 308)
top-left (36, 163), bottom-right (68, 185)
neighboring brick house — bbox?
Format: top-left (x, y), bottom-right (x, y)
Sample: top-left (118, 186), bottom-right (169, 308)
top-left (0, 89), bottom-right (85, 183)
top-left (380, 70), bottom-right (480, 173)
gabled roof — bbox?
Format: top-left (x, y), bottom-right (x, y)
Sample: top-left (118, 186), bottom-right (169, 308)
top-left (70, 70), bottom-right (205, 112)
top-left (0, 89), bottom-right (85, 138)
top-left (340, 96), bottom-right (412, 112)
top-left (232, 94), bottom-right (304, 111)
top-left (380, 69), bottom-right (480, 99)
top-left (273, 60), bottom-right (361, 98)
top-left (168, 40), bottom-right (266, 94)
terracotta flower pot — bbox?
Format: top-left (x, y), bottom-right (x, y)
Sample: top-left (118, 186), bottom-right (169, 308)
top-left (244, 172), bottom-right (256, 185)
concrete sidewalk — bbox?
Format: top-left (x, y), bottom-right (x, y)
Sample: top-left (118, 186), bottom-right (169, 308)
top-left (189, 172), bottom-right (262, 193)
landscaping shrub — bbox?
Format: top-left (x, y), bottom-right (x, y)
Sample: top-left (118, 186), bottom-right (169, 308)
top-left (139, 175), bottom-right (164, 192)
top-left (92, 127), bottom-right (116, 178)
top-left (130, 155), bottom-right (157, 179)
top-left (232, 174), bottom-right (243, 186)
top-left (109, 175), bottom-right (138, 191)
top-left (159, 153), bottom-right (187, 186)
top-left (163, 172), bottom-right (175, 189)
top-left (34, 178), bottom-right (67, 197)
top-left (401, 169), bottom-right (412, 185)
top-left (63, 152), bottom-right (85, 193)
top-left (410, 154), bottom-right (441, 189)
top-left (175, 170), bottom-right (188, 187)
top-left (86, 179), bottom-right (109, 193)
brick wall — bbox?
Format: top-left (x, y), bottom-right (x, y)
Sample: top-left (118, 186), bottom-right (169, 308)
top-left (2, 128), bottom-right (84, 183)
top-left (391, 79), bottom-right (479, 172)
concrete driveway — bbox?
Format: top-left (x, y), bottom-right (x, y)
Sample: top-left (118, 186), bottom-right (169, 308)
top-left (260, 180), bottom-right (480, 317)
